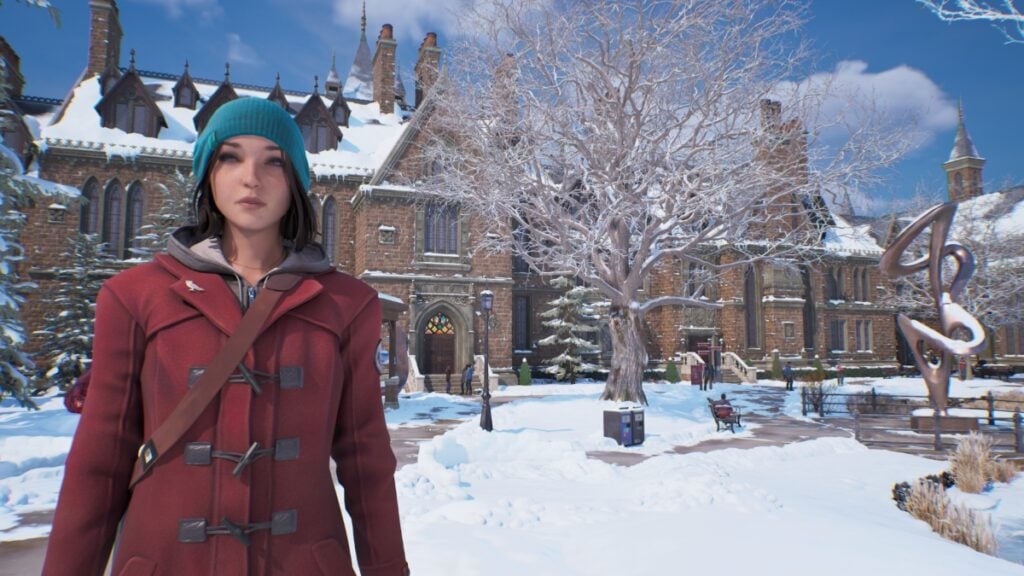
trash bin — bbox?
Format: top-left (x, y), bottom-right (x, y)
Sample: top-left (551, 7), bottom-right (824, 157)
top-left (603, 407), bottom-right (645, 446)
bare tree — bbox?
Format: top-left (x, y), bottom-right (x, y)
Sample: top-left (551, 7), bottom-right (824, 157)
top-left (419, 0), bottom-right (907, 403)
top-left (916, 0), bottom-right (1024, 43)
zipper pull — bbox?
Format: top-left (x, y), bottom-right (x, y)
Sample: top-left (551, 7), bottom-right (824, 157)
top-left (247, 286), bottom-right (257, 303)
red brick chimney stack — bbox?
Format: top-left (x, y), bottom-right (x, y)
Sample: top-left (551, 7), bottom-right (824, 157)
top-left (0, 37), bottom-right (25, 98)
top-left (373, 24), bottom-right (397, 113)
top-left (414, 32), bottom-right (441, 107)
top-left (86, 0), bottom-right (123, 79)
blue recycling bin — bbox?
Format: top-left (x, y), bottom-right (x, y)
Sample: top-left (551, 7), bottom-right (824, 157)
top-left (603, 407), bottom-right (644, 446)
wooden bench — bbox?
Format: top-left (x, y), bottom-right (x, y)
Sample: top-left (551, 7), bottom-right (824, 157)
top-left (708, 398), bottom-right (742, 433)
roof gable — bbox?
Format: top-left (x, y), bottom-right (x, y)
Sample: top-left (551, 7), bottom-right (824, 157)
top-left (193, 80), bottom-right (238, 133)
top-left (94, 66), bottom-right (168, 137)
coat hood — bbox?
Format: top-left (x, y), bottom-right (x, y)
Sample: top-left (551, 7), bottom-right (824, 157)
top-left (168, 226), bottom-right (332, 284)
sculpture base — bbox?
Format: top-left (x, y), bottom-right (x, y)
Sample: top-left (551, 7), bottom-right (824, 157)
top-left (909, 415), bottom-right (979, 433)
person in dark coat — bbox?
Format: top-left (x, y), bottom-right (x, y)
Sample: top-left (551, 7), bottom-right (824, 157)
top-left (43, 98), bottom-right (409, 576)
top-left (783, 362), bottom-right (795, 391)
top-left (462, 363), bottom-right (474, 395)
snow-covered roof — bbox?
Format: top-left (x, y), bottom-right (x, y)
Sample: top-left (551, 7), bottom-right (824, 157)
top-left (952, 187), bottom-right (1024, 238)
top-left (821, 212), bottom-right (885, 257)
top-left (35, 73), bottom-right (411, 180)
top-left (344, 32), bottom-right (374, 101)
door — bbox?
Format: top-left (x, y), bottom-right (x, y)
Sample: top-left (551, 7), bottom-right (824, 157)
top-left (420, 311), bottom-right (456, 375)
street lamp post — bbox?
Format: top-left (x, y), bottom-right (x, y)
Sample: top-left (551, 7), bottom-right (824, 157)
top-left (479, 290), bottom-right (494, 431)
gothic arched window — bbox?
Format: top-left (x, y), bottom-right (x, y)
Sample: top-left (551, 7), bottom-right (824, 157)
top-left (102, 181), bottom-right (123, 256)
top-left (80, 178), bottom-right (100, 234)
top-left (744, 266), bottom-right (760, 349)
top-left (124, 182), bottom-right (145, 258)
top-left (424, 312), bottom-right (455, 335)
top-left (322, 197), bottom-right (337, 263)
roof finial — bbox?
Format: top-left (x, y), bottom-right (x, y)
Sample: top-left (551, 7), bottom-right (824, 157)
top-left (331, 50), bottom-right (337, 72)
top-left (184, 59), bottom-right (190, 73)
top-left (276, 72), bottom-right (281, 85)
top-left (129, 48), bottom-right (136, 71)
top-left (224, 62), bottom-right (231, 83)
top-left (314, 75), bottom-right (319, 94)
top-left (361, 1), bottom-right (367, 37)
top-left (958, 97), bottom-right (964, 124)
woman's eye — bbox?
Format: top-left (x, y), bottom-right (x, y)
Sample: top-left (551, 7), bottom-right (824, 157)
top-left (216, 152), bottom-right (239, 163)
top-left (266, 157), bottom-right (285, 167)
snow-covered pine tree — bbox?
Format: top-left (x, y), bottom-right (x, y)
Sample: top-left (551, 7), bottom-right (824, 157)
top-left (129, 170), bottom-right (195, 259)
top-left (537, 276), bottom-right (600, 383)
top-left (0, 146), bottom-right (38, 407)
top-left (33, 233), bottom-right (118, 391)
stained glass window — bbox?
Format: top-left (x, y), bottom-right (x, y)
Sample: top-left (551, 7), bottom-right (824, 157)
top-left (425, 312), bottom-right (455, 335)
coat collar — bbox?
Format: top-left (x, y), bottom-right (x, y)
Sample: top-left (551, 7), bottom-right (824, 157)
top-left (156, 254), bottom-right (324, 337)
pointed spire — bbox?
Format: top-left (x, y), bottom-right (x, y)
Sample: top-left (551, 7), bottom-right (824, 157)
top-left (224, 62), bottom-right (231, 83)
top-left (344, 2), bottom-right (374, 100)
top-left (949, 98), bottom-right (981, 161)
top-left (267, 72), bottom-right (290, 110)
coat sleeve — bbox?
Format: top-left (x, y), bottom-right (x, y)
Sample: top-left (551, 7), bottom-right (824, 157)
top-left (42, 286), bottom-right (145, 576)
top-left (333, 295), bottom-right (410, 576)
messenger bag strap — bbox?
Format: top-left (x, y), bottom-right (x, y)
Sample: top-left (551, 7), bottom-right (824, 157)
top-left (129, 273), bottom-right (302, 489)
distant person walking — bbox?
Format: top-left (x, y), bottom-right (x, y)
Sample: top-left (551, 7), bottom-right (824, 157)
top-left (783, 362), bottom-right (795, 391)
top-left (445, 367), bottom-right (453, 394)
top-left (836, 362), bottom-right (845, 386)
top-left (462, 363), bottom-right (474, 395)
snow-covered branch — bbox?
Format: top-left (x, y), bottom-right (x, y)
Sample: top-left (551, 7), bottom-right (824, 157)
top-left (916, 0), bottom-right (1024, 43)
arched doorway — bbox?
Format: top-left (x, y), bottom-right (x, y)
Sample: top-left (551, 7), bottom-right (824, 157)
top-left (421, 310), bottom-right (457, 374)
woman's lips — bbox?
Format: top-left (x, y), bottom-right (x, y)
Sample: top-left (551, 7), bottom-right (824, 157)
top-left (238, 197), bottom-right (265, 207)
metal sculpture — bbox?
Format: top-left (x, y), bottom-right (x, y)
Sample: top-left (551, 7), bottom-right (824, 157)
top-left (879, 202), bottom-right (987, 415)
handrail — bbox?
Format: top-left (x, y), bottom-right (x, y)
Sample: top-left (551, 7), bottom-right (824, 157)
top-left (722, 352), bottom-right (757, 383)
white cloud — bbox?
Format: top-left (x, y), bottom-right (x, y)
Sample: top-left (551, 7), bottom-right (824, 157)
top-left (226, 33), bottom-right (263, 67)
top-left (128, 0), bottom-right (223, 22)
top-left (778, 60), bottom-right (958, 150)
top-left (332, 0), bottom-right (467, 44)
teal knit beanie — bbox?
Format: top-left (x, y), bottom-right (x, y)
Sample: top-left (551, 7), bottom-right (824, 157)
top-left (193, 97), bottom-right (310, 191)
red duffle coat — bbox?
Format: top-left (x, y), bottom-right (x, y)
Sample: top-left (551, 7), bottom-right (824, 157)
top-left (43, 253), bottom-right (409, 576)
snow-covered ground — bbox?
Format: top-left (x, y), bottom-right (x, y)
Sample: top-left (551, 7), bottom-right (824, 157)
top-left (3, 377), bottom-right (1023, 574)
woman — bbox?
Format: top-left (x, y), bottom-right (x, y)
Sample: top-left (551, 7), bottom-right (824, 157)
top-left (43, 98), bottom-right (409, 576)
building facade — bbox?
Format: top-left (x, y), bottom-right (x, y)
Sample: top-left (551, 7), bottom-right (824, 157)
top-left (2, 1), bottom-right (1021, 387)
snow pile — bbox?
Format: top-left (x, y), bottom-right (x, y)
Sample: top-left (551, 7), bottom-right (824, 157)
top-left (3, 380), bottom-right (1024, 573)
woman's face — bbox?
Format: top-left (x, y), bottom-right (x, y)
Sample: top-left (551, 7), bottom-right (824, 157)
top-left (210, 135), bottom-right (292, 238)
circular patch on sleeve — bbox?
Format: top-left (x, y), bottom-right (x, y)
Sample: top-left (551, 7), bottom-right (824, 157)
top-left (374, 340), bottom-right (386, 375)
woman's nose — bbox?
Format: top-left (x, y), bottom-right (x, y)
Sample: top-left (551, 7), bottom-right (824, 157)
top-left (240, 159), bottom-right (261, 187)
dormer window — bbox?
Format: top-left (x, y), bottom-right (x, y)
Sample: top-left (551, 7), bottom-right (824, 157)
top-left (173, 62), bottom-right (199, 110)
top-left (295, 91), bottom-right (343, 153)
top-left (300, 119), bottom-right (338, 153)
top-left (114, 88), bottom-right (152, 134)
top-left (96, 69), bottom-right (166, 137)
top-left (175, 84), bottom-right (196, 109)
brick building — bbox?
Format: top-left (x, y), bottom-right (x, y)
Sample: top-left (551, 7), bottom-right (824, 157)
top-left (1, 1), bottom-right (1021, 387)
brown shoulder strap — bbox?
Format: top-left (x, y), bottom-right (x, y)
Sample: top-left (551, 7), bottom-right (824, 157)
top-left (129, 273), bottom-right (301, 489)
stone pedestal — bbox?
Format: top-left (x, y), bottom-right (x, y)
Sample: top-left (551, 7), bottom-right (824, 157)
top-left (909, 415), bottom-right (979, 433)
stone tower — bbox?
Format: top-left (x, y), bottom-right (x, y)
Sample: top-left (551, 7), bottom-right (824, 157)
top-left (943, 101), bottom-right (985, 202)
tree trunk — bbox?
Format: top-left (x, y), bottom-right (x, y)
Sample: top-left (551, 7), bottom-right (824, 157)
top-left (600, 310), bottom-right (648, 404)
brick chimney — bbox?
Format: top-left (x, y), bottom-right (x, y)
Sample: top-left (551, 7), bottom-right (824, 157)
top-left (414, 32), bottom-right (441, 107)
top-left (0, 37), bottom-right (25, 98)
top-left (759, 98), bottom-right (781, 131)
top-left (372, 24), bottom-right (397, 114)
top-left (86, 0), bottom-right (122, 78)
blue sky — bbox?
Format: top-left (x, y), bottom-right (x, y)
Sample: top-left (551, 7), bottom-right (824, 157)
top-left (2, 0), bottom-right (1022, 212)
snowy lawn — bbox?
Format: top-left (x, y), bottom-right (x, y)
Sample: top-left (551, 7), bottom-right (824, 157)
top-left (3, 379), bottom-right (1024, 574)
